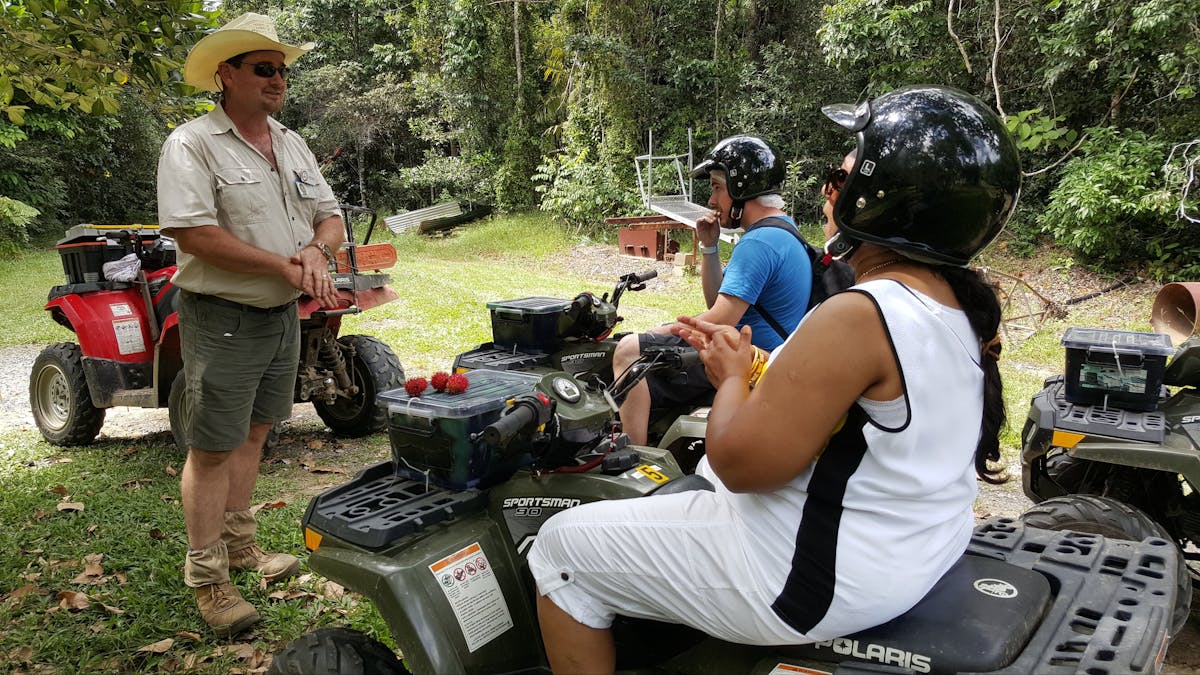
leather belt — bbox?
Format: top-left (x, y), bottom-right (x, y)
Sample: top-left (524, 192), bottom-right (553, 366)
top-left (191, 292), bottom-right (296, 314)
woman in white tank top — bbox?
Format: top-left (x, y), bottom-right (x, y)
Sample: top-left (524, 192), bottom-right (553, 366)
top-left (529, 86), bottom-right (1022, 674)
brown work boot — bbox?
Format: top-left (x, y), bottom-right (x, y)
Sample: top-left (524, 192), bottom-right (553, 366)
top-left (223, 509), bottom-right (300, 584)
top-left (185, 541), bottom-right (260, 637)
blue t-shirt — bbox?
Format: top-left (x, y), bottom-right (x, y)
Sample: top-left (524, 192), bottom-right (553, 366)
top-left (719, 217), bottom-right (812, 351)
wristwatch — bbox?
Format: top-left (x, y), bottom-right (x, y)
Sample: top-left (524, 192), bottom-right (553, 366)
top-left (700, 245), bottom-right (719, 255)
top-left (306, 241), bottom-right (336, 262)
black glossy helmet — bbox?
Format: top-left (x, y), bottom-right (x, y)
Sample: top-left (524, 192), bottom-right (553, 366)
top-left (690, 135), bottom-right (785, 202)
top-left (822, 85), bottom-right (1021, 266)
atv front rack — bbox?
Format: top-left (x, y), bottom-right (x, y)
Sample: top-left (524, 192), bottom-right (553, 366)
top-left (303, 461), bottom-right (487, 550)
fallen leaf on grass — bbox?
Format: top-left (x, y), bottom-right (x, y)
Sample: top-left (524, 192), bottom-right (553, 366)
top-left (175, 631), bottom-right (201, 642)
top-left (121, 446), bottom-right (139, 456)
top-left (149, 528), bottom-right (166, 540)
top-left (222, 643), bottom-right (259, 660)
top-left (70, 563), bottom-right (104, 585)
top-left (56, 590), bottom-right (90, 611)
top-left (121, 478), bottom-right (154, 490)
top-left (306, 439), bottom-right (325, 451)
top-left (298, 458), bottom-right (345, 474)
top-left (49, 485), bottom-right (69, 496)
top-left (164, 465), bottom-right (178, 477)
top-left (33, 508), bottom-right (48, 520)
top-left (89, 622), bottom-right (106, 633)
top-left (160, 495), bottom-right (176, 503)
top-left (114, 572), bottom-right (128, 585)
top-left (6, 645), bottom-right (32, 663)
top-left (19, 571), bottom-right (41, 582)
top-left (3, 584), bottom-right (47, 603)
top-left (319, 580), bottom-right (345, 599)
top-left (267, 588), bottom-right (314, 602)
top-left (56, 501), bottom-right (84, 513)
top-left (86, 524), bottom-right (98, 534)
top-left (137, 637), bottom-right (174, 654)
top-left (101, 603), bottom-right (125, 615)
top-left (249, 501), bottom-right (286, 515)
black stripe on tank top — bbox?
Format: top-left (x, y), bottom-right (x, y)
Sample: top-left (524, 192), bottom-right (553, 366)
top-left (770, 287), bottom-right (907, 634)
top-left (770, 404), bottom-right (872, 634)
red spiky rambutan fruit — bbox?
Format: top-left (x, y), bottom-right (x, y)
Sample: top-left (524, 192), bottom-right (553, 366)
top-left (430, 371), bottom-right (451, 392)
top-left (446, 373), bottom-right (470, 394)
top-left (404, 377), bottom-right (428, 397)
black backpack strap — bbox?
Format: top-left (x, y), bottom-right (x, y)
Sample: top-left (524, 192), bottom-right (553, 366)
top-left (745, 216), bottom-right (812, 340)
top-left (755, 303), bottom-right (791, 340)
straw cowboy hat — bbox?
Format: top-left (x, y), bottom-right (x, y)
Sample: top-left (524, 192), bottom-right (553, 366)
top-left (183, 13), bottom-right (314, 92)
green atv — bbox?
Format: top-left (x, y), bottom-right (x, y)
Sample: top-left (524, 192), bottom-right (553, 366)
top-left (266, 345), bottom-right (1187, 674)
top-left (1021, 325), bottom-right (1200, 632)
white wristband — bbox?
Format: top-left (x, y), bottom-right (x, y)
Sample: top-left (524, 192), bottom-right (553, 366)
top-left (700, 245), bottom-right (719, 255)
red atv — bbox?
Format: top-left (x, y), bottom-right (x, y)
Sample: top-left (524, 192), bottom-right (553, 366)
top-left (29, 205), bottom-right (405, 447)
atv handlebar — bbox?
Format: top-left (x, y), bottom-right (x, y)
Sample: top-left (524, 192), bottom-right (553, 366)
top-left (608, 344), bottom-right (700, 406)
top-left (482, 404), bottom-right (536, 447)
top-left (480, 393), bottom-right (554, 448)
top-left (608, 269), bottom-right (657, 310)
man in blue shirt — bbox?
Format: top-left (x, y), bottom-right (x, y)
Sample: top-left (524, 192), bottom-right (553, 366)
top-left (612, 135), bottom-right (812, 445)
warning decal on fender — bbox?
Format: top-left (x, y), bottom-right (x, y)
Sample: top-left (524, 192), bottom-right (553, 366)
top-left (429, 542), bottom-right (513, 652)
top-left (112, 318), bottom-right (146, 355)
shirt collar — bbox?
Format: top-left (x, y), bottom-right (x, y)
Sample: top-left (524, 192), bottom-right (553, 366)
top-left (205, 103), bottom-right (291, 137)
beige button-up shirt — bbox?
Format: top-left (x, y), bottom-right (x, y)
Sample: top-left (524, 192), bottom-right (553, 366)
top-left (157, 104), bottom-right (340, 307)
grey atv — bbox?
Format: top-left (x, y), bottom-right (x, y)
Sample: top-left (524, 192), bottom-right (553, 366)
top-left (267, 346), bottom-right (1186, 675)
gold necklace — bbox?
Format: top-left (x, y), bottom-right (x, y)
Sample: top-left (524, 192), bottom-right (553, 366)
top-left (858, 258), bottom-right (903, 281)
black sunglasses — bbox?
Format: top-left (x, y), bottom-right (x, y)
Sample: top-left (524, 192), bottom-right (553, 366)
top-left (823, 164), bottom-right (848, 197)
top-left (230, 60), bottom-right (290, 80)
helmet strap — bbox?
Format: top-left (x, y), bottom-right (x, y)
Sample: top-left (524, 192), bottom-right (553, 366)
top-left (824, 232), bottom-right (860, 261)
top-left (727, 201), bottom-right (745, 228)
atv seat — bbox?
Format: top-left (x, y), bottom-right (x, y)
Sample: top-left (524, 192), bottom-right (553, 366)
top-left (781, 554), bottom-right (1051, 674)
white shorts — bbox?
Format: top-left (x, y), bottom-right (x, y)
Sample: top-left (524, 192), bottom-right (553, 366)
top-left (525, 489), bottom-right (813, 645)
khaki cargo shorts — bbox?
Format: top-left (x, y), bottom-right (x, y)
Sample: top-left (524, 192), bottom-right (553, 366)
top-left (177, 290), bottom-right (300, 452)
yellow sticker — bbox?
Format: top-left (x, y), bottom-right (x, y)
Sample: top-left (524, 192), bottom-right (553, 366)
top-left (636, 465), bottom-right (669, 484)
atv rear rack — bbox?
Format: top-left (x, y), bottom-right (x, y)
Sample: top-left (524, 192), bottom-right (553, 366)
top-left (303, 461), bottom-right (487, 550)
top-left (1036, 376), bottom-right (1168, 443)
top-left (968, 518), bottom-right (1177, 674)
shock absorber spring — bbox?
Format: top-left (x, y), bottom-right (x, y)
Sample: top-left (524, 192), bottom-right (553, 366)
top-left (319, 334), bottom-right (355, 390)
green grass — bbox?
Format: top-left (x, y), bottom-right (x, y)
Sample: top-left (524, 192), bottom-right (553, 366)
top-left (0, 250), bottom-right (78, 346)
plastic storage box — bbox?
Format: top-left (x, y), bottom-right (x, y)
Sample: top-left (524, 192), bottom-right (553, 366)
top-left (379, 369), bottom-right (542, 488)
top-left (1061, 328), bottom-right (1174, 411)
top-left (55, 224), bottom-right (168, 284)
top-left (487, 297), bottom-right (573, 353)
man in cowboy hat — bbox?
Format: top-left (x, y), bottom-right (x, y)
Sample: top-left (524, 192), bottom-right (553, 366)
top-left (157, 12), bottom-right (344, 636)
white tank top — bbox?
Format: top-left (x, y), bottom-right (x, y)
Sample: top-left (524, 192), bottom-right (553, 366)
top-left (696, 279), bottom-right (984, 640)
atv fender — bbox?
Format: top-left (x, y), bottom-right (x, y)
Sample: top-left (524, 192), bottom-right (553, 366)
top-left (297, 286), bottom-right (398, 319)
top-left (1058, 440), bottom-right (1200, 487)
top-left (656, 414), bottom-right (708, 453)
top-left (45, 289), bottom-right (155, 362)
top-left (305, 513), bottom-right (542, 675)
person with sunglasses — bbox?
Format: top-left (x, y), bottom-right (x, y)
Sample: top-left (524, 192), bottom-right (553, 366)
top-left (528, 86), bottom-right (1019, 674)
top-left (156, 13), bottom-right (343, 637)
top-left (610, 134), bottom-right (813, 447)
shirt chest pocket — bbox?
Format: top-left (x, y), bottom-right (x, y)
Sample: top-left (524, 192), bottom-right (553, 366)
top-left (215, 167), bottom-right (268, 227)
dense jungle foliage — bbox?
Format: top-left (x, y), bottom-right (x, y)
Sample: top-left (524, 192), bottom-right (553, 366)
top-left (2, 0), bottom-right (1199, 278)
